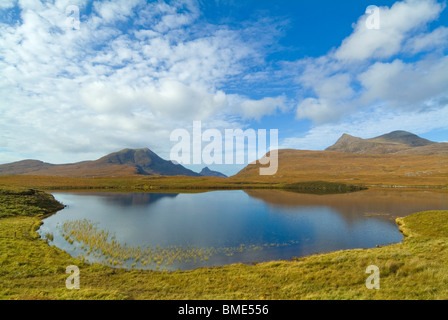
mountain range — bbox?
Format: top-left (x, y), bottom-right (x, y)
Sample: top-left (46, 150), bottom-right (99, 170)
top-left (233, 130), bottom-right (448, 186)
top-left (0, 130), bottom-right (446, 178)
top-left (0, 148), bottom-right (225, 178)
top-left (326, 130), bottom-right (448, 155)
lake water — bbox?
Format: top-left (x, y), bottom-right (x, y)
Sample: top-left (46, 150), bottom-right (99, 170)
top-left (38, 189), bottom-right (448, 271)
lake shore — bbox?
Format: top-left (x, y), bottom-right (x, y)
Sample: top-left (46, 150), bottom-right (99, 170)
top-left (1, 175), bottom-right (447, 194)
top-left (1, 187), bottom-right (447, 299)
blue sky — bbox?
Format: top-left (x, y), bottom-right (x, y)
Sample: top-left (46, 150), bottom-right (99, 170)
top-left (0, 0), bottom-right (447, 176)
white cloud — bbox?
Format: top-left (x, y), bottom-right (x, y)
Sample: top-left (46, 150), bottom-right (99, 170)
top-left (240, 96), bottom-right (287, 120)
top-left (0, 0), bottom-right (16, 10)
top-left (93, 0), bottom-right (141, 23)
top-left (1, 0), bottom-right (447, 166)
top-left (335, 0), bottom-right (444, 61)
top-left (358, 56), bottom-right (448, 109)
top-left (295, 71), bottom-right (356, 123)
top-left (293, 0), bottom-right (448, 125)
top-left (296, 98), bottom-right (342, 124)
top-left (0, 0), bottom-right (284, 164)
top-left (138, 80), bottom-right (228, 120)
top-left (404, 26), bottom-right (448, 54)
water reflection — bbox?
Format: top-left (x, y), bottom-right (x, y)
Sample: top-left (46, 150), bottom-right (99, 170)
top-left (38, 189), bottom-right (447, 271)
top-left (245, 189), bottom-right (448, 223)
top-left (95, 192), bottom-right (178, 207)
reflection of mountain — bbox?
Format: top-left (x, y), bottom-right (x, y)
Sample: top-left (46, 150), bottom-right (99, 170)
top-left (245, 189), bottom-right (448, 224)
top-left (93, 192), bottom-right (179, 207)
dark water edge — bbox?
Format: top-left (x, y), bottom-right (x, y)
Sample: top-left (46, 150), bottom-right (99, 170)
top-left (282, 181), bottom-right (367, 194)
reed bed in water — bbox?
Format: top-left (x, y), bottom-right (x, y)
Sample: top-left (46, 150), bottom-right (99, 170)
top-left (59, 219), bottom-right (299, 270)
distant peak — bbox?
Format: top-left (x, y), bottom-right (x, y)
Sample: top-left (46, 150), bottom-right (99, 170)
top-left (326, 130), bottom-right (436, 153)
top-left (384, 130), bottom-right (414, 137)
top-left (199, 167), bottom-right (227, 178)
top-left (335, 133), bottom-right (361, 142)
top-left (117, 147), bottom-right (150, 153)
top-left (390, 130), bottom-right (411, 134)
top-left (373, 131), bottom-right (434, 147)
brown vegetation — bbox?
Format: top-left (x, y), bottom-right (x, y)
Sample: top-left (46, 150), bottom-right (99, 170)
top-left (236, 149), bottom-right (448, 187)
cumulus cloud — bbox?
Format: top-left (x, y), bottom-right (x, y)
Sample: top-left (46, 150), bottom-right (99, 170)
top-left (296, 98), bottom-right (343, 124)
top-left (335, 0), bottom-right (444, 61)
top-left (0, 0), bottom-right (284, 163)
top-left (358, 57), bottom-right (448, 109)
top-left (294, 0), bottom-right (448, 125)
top-left (1, 0), bottom-right (447, 166)
top-left (404, 26), bottom-right (448, 54)
top-left (0, 0), bottom-right (16, 10)
top-left (240, 96), bottom-right (287, 120)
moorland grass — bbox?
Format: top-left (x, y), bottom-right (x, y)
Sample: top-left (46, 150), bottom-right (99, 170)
top-left (0, 175), bottom-right (367, 193)
top-left (60, 219), bottom-right (300, 270)
top-left (282, 181), bottom-right (367, 194)
top-left (1, 187), bottom-right (448, 300)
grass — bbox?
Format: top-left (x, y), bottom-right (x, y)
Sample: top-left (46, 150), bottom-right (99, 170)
top-left (0, 175), bottom-right (371, 194)
top-left (1, 150), bottom-right (447, 194)
top-left (59, 219), bottom-right (300, 271)
top-left (1, 186), bottom-right (448, 299)
top-left (0, 187), bottom-right (65, 218)
top-left (282, 181), bottom-right (366, 194)
top-left (236, 149), bottom-right (448, 187)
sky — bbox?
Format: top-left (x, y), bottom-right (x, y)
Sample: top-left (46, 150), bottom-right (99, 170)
top-left (0, 0), bottom-right (447, 176)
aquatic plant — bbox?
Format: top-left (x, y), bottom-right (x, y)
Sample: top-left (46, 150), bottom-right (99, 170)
top-left (44, 232), bottom-right (54, 242)
top-left (59, 219), bottom-right (300, 271)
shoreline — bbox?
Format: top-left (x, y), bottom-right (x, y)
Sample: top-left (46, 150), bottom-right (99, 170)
top-left (1, 187), bottom-right (448, 299)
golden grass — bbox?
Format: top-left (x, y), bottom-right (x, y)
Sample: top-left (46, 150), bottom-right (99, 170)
top-left (0, 150), bottom-right (446, 192)
top-left (1, 187), bottom-right (448, 300)
top-left (236, 150), bottom-right (448, 187)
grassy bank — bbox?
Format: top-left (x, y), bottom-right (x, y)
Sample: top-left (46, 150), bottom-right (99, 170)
top-left (1, 187), bottom-right (448, 299)
top-left (0, 175), bottom-right (370, 194)
top-left (282, 181), bottom-right (367, 194)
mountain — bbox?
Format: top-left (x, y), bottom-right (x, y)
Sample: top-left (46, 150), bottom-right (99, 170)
top-left (0, 160), bottom-right (55, 175)
top-left (326, 131), bottom-right (447, 155)
top-left (199, 167), bottom-right (227, 178)
top-left (0, 148), bottom-right (201, 178)
top-left (93, 148), bottom-right (200, 176)
top-left (233, 149), bottom-right (448, 186)
top-left (370, 131), bottom-right (435, 147)
top-left (232, 130), bottom-right (447, 186)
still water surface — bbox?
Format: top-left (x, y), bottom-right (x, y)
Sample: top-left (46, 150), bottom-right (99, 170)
top-left (38, 189), bottom-right (448, 270)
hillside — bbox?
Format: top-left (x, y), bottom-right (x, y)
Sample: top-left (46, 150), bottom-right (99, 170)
top-left (234, 149), bottom-right (448, 186)
top-left (0, 160), bottom-right (55, 175)
top-left (0, 148), bottom-right (200, 178)
top-left (1, 131), bottom-right (446, 184)
top-left (326, 131), bottom-right (447, 155)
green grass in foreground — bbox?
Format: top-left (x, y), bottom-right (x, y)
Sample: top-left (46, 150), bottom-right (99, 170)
top-left (0, 187), bottom-right (448, 300)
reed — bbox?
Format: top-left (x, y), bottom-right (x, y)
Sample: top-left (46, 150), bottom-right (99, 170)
top-left (59, 219), bottom-right (300, 270)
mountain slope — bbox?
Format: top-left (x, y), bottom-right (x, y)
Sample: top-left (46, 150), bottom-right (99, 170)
top-left (233, 149), bottom-right (448, 186)
top-left (199, 167), bottom-right (228, 178)
top-left (0, 160), bottom-right (55, 175)
top-left (93, 148), bottom-right (200, 176)
top-left (0, 148), bottom-right (200, 178)
top-left (395, 143), bottom-right (448, 156)
top-left (369, 130), bottom-right (435, 147)
top-left (326, 131), bottom-right (445, 155)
